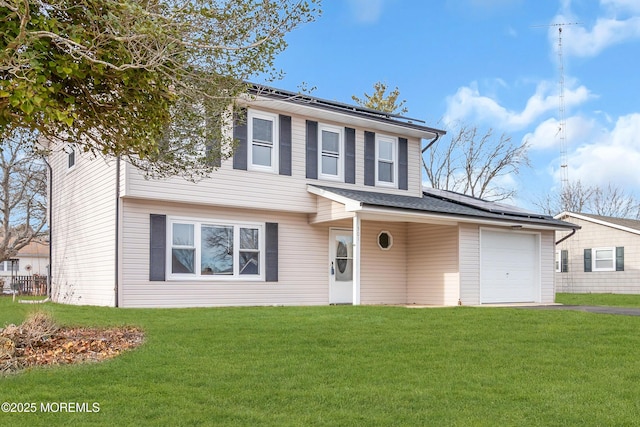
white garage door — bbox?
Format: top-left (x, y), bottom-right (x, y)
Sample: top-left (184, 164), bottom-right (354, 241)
top-left (480, 230), bottom-right (539, 303)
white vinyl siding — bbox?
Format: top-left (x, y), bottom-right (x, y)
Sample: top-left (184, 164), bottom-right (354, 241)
top-left (407, 223), bottom-right (460, 306)
top-left (555, 216), bottom-right (640, 294)
top-left (50, 146), bottom-right (118, 306)
top-left (359, 221), bottom-right (407, 305)
top-left (458, 223), bottom-right (480, 305)
top-left (122, 113), bottom-right (424, 213)
top-left (120, 199), bottom-right (330, 308)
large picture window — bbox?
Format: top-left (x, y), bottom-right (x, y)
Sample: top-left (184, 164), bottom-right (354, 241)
top-left (318, 124), bottom-right (343, 180)
top-left (248, 110), bottom-right (278, 172)
top-left (169, 218), bottom-right (264, 280)
top-left (376, 135), bottom-right (397, 187)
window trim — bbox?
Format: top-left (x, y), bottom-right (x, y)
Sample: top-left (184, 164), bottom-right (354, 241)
top-left (318, 123), bottom-right (344, 181)
top-left (66, 145), bottom-right (76, 171)
top-left (377, 231), bottom-right (393, 251)
top-left (592, 247), bottom-right (615, 272)
top-left (375, 134), bottom-right (398, 188)
top-left (167, 217), bottom-right (265, 281)
top-left (247, 109), bottom-right (278, 173)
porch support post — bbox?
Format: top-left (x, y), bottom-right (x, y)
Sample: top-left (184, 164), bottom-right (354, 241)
top-left (352, 214), bottom-right (361, 305)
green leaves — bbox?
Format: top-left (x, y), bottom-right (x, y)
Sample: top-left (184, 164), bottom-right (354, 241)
top-left (1, 0), bottom-right (321, 179)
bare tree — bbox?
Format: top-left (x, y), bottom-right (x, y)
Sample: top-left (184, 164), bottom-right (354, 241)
top-left (536, 180), bottom-right (640, 218)
top-left (424, 123), bottom-right (530, 201)
top-left (591, 184), bottom-right (640, 218)
top-left (0, 130), bottom-right (48, 262)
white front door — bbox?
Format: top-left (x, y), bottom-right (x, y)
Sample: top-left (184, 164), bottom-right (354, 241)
top-left (329, 229), bottom-right (353, 304)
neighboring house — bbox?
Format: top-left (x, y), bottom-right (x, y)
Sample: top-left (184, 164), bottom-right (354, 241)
top-left (555, 212), bottom-right (640, 294)
top-left (49, 85), bottom-right (575, 308)
top-left (1, 239), bottom-right (49, 294)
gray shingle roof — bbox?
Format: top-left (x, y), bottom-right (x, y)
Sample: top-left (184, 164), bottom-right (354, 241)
top-left (572, 213), bottom-right (640, 232)
top-left (310, 185), bottom-right (577, 230)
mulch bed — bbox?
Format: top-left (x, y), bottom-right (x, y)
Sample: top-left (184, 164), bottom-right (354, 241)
top-left (1, 313), bottom-right (144, 374)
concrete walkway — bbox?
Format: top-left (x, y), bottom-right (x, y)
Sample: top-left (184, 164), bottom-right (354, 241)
top-left (517, 305), bottom-right (640, 316)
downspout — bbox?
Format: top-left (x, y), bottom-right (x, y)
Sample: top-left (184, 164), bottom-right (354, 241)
top-left (555, 228), bottom-right (576, 245)
top-left (421, 131), bottom-right (442, 154)
top-left (114, 156), bottom-right (121, 307)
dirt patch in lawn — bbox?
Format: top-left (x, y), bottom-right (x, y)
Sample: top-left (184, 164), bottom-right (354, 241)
top-left (1, 312), bottom-right (144, 375)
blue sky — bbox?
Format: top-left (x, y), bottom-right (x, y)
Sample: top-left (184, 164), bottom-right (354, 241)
top-left (258, 0), bottom-right (640, 210)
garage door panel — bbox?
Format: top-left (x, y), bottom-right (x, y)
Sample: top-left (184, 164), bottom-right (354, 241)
top-left (480, 230), bottom-right (539, 304)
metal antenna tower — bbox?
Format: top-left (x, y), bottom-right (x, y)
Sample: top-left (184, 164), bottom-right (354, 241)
top-left (534, 22), bottom-right (580, 192)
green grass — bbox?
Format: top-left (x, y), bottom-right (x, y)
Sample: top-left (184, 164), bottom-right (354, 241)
top-left (2, 296), bottom-right (640, 426)
top-left (556, 292), bottom-right (640, 307)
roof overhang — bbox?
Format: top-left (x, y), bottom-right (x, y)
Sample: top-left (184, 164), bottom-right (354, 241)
top-left (240, 86), bottom-right (444, 141)
top-left (309, 185), bottom-right (576, 230)
top-left (555, 211), bottom-right (640, 235)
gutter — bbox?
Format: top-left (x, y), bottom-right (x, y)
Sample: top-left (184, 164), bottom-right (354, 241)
top-left (555, 227), bottom-right (577, 245)
top-left (422, 131), bottom-right (442, 153)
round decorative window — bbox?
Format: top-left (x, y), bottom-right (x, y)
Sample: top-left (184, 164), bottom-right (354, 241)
top-left (377, 231), bottom-right (393, 250)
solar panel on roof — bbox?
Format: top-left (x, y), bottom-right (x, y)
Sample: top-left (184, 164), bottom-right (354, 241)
top-left (422, 188), bottom-right (547, 218)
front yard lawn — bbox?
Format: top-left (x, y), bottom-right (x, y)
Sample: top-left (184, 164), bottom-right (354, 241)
top-left (556, 292), bottom-right (640, 307)
top-left (2, 296), bottom-right (640, 426)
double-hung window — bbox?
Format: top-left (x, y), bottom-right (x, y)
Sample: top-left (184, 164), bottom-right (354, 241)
top-left (248, 109), bottom-right (278, 172)
top-left (592, 247), bottom-right (615, 271)
top-left (0, 260), bottom-right (18, 272)
top-left (319, 124), bottom-right (343, 180)
top-left (169, 218), bottom-right (264, 279)
top-left (376, 135), bottom-right (397, 186)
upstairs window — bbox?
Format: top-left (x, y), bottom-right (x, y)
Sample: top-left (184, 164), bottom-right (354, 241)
top-left (66, 145), bottom-right (76, 170)
top-left (248, 110), bottom-right (278, 172)
top-left (319, 124), bottom-right (343, 180)
top-left (376, 135), bottom-right (397, 187)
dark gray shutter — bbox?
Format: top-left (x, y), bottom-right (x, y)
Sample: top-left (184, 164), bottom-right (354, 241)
top-left (149, 214), bottom-right (166, 281)
top-left (584, 248), bottom-right (592, 272)
top-left (345, 127), bottom-right (356, 184)
top-left (398, 137), bottom-right (408, 190)
top-left (232, 108), bottom-right (248, 170)
top-left (306, 120), bottom-right (318, 179)
top-left (561, 250), bottom-right (568, 273)
top-left (205, 133), bottom-right (221, 168)
top-left (616, 247), bottom-right (624, 271)
top-left (279, 115), bottom-right (292, 176)
top-left (265, 222), bottom-right (278, 282)
top-left (364, 131), bottom-right (375, 186)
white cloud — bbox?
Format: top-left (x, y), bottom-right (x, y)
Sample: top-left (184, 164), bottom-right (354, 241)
top-left (601, 0), bottom-right (640, 14)
top-left (347, 0), bottom-right (386, 24)
top-left (558, 114), bottom-right (640, 190)
top-left (524, 116), bottom-right (596, 150)
top-left (444, 80), bottom-right (591, 130)
top-left (560, 16), bottom-right (640, 57)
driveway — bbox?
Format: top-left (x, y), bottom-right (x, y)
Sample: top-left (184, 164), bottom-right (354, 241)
top-left (518, 305), bottom-right (640, 316)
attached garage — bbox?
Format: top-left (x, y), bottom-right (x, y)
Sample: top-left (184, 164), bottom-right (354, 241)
top-left (480, 229), bottom-right (540, 303)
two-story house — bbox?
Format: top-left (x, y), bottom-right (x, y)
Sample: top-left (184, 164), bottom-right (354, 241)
top-left (49, 85), bottom-right (575, 307)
